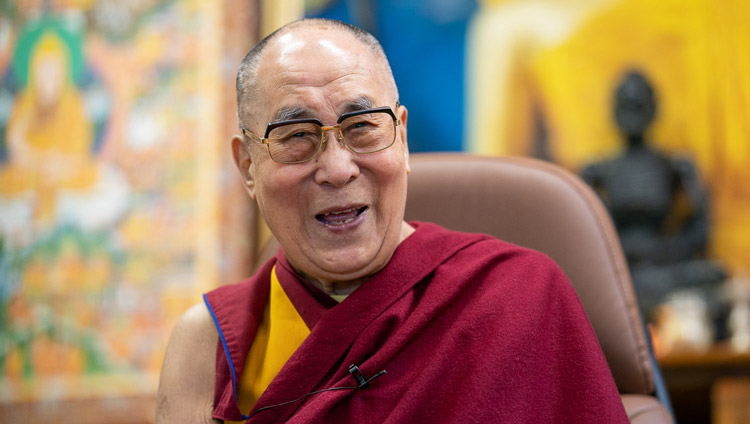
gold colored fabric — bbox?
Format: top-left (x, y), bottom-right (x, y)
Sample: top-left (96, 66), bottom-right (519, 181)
top-left (226, 266), bottom-right (311, 422)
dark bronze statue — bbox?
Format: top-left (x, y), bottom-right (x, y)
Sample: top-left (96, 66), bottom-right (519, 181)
top-left (582, 70), bottom-right (726, 323)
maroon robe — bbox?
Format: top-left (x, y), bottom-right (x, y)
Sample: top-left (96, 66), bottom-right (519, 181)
top-left (204, 222), bottom-right (629, 423)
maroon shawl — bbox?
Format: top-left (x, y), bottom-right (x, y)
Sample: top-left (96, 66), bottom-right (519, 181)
top-left (204, 222), bottom-right (628, 423)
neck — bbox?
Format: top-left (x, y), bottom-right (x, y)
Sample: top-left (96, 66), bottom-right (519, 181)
top-left (313, 277), bottom-right (365, 296)
top-left (288, 264), bottom-right (366, 295)
top-left (626, 133), bottom-right (645, 149)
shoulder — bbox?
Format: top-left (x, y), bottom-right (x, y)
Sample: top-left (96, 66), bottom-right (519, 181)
top-left (460, 230), bottom-right (560, 268)
top-left (409, 221), bottom-right (495, 249)
top-left (427, 226), bottom-right (565, 286)
top-left (412, 222), bottom-right (559, 269)
top-left (162, 303), bottom-right (218, 374)
top-left (581, 160), bottom-right (605, 176)
top-left (453, 235), bottom-right (572, 304)
top-left (205, 256), bottom-right (276, 306)
top-left (446, 237), bottom-right (587, 326)
top-left (156, 303), bottom-right (220, 423)
top-left (669, 155), bottom-right (697, 174)
top-left (171, 302), bottom-right (218, 345)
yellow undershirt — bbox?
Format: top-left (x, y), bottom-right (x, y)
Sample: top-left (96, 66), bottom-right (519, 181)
top-left (226, 266), bottom-right (347, 422)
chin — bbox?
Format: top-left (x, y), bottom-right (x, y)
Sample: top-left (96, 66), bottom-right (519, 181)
top-left (314, 251), bottom-right (385, 280)
top-left (320, 258), bottom-right (374, 277)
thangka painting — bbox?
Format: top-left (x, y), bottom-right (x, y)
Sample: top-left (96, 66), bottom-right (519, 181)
top-left (0, 0), bottom-right (223, 402)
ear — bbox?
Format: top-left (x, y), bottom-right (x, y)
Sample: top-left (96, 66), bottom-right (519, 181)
top-left (231, 135), bottom-right (257, 200)
top-left (398, 104), bottom-right (410, 174)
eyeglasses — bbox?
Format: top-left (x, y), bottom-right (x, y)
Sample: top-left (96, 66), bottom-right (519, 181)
top-left (241, 105), bottom-right (400, 164)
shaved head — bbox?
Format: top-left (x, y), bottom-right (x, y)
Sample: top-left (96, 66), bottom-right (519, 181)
top-left (235, 18), bottom-right (398, 128)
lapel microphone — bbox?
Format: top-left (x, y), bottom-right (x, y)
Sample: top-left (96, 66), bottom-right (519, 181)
top-left (246, 364), bottom-right (387, 420)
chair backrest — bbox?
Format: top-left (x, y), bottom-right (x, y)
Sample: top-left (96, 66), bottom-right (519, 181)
top-left (404, 153), bottom-right (654, 394)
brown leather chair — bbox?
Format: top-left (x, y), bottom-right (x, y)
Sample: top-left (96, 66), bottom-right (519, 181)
top-left (403, 153), bottom-right (673, 423)
top-left (253, 153), bottom-right (674, 423)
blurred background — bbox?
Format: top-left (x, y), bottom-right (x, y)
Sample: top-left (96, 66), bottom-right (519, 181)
top-left (0, 0), bottom-right (748, 422)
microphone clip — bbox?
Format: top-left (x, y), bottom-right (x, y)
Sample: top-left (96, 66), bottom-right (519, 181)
top-left (348, 364), bottom-right (369, 388)
top-left (348, 364), bottom-right (386, 388)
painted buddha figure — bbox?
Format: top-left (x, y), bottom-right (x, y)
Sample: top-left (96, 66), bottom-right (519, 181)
top-left (0, 31), bottom-right (128, 238)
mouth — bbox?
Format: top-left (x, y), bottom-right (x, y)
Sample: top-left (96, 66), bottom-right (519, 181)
top-left (315, 206), bottom-right (368, 226)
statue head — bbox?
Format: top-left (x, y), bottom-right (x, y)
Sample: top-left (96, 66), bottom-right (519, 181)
top-left (614, 70), bottom-right (656, 139)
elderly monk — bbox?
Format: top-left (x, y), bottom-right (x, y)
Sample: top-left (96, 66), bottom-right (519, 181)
top-left (156, 18), bottom-right (629, 423)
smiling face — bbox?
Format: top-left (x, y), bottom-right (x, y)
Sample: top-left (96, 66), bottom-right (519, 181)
top-left (232, 24), bottom-right (412, 292)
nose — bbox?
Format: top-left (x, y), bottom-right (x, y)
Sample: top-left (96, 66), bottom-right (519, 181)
top-left (313, 128), bottom-right (360, 188)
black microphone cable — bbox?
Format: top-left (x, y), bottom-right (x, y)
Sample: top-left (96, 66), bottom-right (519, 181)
top-left (246, 364), bottom-right (387, 420)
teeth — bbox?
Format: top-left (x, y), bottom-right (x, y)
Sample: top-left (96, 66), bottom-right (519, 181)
top-left (327, 207), bottom-right (356, 216)
top-left (318, 207), bottom-right (361, 225)
top-left (329, 217), bottom-right (356, 225)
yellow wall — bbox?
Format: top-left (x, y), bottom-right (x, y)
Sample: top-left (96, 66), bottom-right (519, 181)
top-left (468, 0), bottom-right (750, 275)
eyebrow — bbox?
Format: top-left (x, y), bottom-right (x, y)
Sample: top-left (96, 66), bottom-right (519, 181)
top-left (273, 107), bottom-right (313, 122)
top-left (339, 96), bottom-right (373, 114)
top-left (271, 97), bottom-right (375, 123)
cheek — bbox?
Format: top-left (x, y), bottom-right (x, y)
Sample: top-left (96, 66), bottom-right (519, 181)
top-left (254, 167), bottom-right (309, 222)
top-left (373, 157), bottom-right (408, 211)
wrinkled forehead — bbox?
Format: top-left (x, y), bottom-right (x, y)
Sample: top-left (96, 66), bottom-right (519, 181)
top-left (251, 27), bottom-right (393, 123)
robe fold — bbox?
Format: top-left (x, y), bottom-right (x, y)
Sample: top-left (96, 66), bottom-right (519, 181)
top-left (204, 221), bottom-right (629, 423)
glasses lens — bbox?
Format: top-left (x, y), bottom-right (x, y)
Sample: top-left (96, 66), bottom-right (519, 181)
top-left (340, 111), bottom-right (396, 153)
top-left (267, 122), bottom-right (321, 163)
